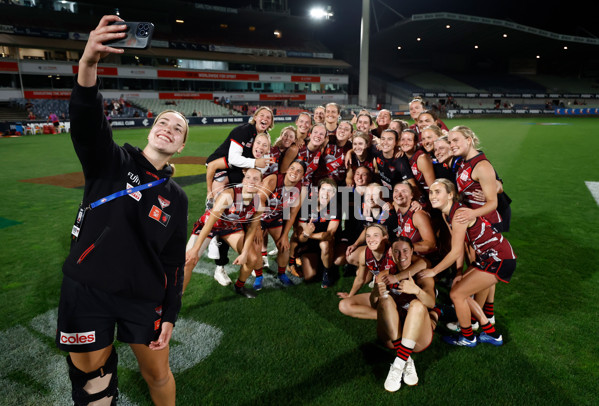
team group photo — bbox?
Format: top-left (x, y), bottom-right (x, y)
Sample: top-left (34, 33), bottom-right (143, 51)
top-left (0, 1), bottom-right (598, 405)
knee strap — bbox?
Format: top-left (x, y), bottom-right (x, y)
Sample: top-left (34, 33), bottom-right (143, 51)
top-left (67, 347), bottom-right (119, 406)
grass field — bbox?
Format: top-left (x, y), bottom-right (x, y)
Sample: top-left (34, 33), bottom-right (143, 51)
top-left (1, 117), bottom-right (598, 405)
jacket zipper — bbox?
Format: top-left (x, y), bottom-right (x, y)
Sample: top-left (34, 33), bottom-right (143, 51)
top-left (77, 227), bottom-right (110, 264)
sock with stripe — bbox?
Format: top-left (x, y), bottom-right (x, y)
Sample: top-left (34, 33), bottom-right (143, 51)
top-left (254, 268), bottom-right (263, 278)
top-left (392, 338), bottom-right (415, 364)
top-left (262, 250), bottom-right (267, 257)
top-left (235, 279), bottom-right (246, 288)
top-left (483, 302), bottom-right (494, 319)
top-left (277, 266), bottom-right (286, 275)
top-left (289, 257), bottom-right (296, 266)
top-left (460, 325), bottom-right (475, 341)
top-left (481, 322), bottom-right (500, 338)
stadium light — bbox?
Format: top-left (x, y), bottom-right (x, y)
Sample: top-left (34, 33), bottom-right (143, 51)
top-left (310, 6), bottom-right (333, 20)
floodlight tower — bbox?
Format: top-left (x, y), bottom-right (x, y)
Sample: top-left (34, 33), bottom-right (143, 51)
top-left (359, 0), bottom-right (370, 107)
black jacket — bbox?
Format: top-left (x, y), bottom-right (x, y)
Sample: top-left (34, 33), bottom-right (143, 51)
top-left (63, 81), bottom-right (187, 324)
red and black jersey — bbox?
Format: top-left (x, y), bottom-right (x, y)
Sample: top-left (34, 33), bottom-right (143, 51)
top-left (358, 207), bottom-right (399, 242)
top-left (314, 141), bottom-right (352, 186)
top-left (456, 151), bottom-right (501, 225)
top-left (297, 144), bottom-right (322, 187)
top-left (263, 145), bottom-right (284, 177)
top-left (373, 151), bottom-right (414, 190)
top-left (408, 149), bottom-right (428, 190)
top-left (447, 202), bottom-right (515, 262)
top-left (262, 174), bottom-right (302, 223)
top-left (197, 185), bottom-right (258, 233)
top-left (365, 245), bottom-right (397, 278)
top-left (326, 125), bottom-right (338, 140)
top-left (393, 207), bottom-right (423, 244)
top-left (349, 151), bottom-right (375, 173)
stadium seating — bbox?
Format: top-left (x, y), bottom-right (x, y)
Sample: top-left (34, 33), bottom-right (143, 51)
top-left (131, 99), bottom-right (241, 117)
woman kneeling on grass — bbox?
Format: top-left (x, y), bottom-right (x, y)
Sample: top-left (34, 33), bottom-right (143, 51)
top-left (337, 226), bottom-right (436, 392)
top-left (418, 179), bottom-right (516, 347)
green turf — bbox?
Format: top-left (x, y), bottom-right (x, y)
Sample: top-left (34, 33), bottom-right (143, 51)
top-left (1, 117), bottom-right (598, 405)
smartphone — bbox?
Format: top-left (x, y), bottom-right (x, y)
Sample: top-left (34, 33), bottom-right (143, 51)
top-left (103, 21), bottom-right (154, 49)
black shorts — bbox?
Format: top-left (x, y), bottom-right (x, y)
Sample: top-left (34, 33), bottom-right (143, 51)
top-left (261, 217), bottom-right (283, 230)
top-left (56, 276), bottom-right (163, 353)
top-left (191, 219), bottom-right (243, 238)
top-left (474, 258), bottom-right (516, 283)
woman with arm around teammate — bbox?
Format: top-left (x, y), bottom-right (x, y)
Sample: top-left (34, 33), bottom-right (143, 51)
top-left (449, 125), bottom-right (502, 228)
top-left (419, 179), bottom-right (516, 347)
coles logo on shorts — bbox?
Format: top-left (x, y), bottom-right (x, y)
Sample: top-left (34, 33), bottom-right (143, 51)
top-left (60, 331), bottom-right (96, 345)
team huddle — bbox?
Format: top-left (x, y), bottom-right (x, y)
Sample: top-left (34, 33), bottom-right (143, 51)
top-left (56, 16), bottom-right (517, 405)
top-left (185, 100), bottom-right (517, 392)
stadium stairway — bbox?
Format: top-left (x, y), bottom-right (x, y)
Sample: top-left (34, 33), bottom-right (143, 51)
top-left (0, 102), bottom-right (28, 121)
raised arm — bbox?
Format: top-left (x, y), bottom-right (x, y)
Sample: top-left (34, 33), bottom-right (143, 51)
top-left (78, 15), bottom-right (127, 87)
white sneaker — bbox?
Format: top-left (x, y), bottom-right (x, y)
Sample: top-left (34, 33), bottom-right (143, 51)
top-left (384, 357), bottom-right (405, 392)
top-left (207, 238), bottom-right (220, 260)
top-left (262, 255), bottom-right (269, 269)
top-left (488, 315), bottom-right (496, 325)
top-left (403, 357), bottom-right (418, 386)
top-left (214, 265), bottom-right (231, 286)
top-left (446, 321), bottom-right (479, 332)
top-left (268, 248), bottom-right (278, 256)
top-left (446, 321), bottom-right (460, 332)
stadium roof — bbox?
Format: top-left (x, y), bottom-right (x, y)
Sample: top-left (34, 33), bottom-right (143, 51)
top-left (374, 12), bottom-right (598, 60)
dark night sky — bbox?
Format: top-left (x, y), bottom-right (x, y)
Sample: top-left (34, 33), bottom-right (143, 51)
top-left (195, 0), bottom-right (598, 54)
top-left (291, 0), bottom-right (596, 42)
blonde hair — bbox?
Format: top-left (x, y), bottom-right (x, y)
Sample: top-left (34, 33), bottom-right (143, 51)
top-left (409, 97), bottom-right (424, 108)
top-left (274, 126), bottom-right (296, 148)
top-left (422, 124), bottom-right (443, 139)
top-left (249, 106), bottom-right (275, 131)
top-left (450, 125), bottom-right (481, 149)
top-left (365, 222), bottom-right (388, 237)
top-left (431, 178), bottom-right (458, 202)
top-left (352, 131), bottom-right (371, 147)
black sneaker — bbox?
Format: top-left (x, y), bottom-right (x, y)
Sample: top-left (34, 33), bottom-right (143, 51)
top-left (235, 284), bottom-right (257, 299)
top-left (321, 270), bottom-right (330, 288)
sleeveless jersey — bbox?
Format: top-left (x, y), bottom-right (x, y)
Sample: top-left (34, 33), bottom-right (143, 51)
top-left (199, 185), bottom-right (258, 233)
top-left (263, 145), bottom-right (284, 177)
top-left (365, 246), bottom-right (416, 316)
top-left (447, 202), bottom-right (515, 262)
top-left (408, 149), bottom-right (426, 187)
top-left (350, 151), bottom-right (375, 173)
top-left (365, 245), bottom-right (397, 278)
top-left (297, 144), bottom-right (322, 187)
top-left (394, 207), bottom-right (423, 244)
top-left (262, 174), bottom-right (302, 223)
top-left (314, 141), bottom-right (351, 185)
top-left (456, 151), bottom-right (501, 225)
